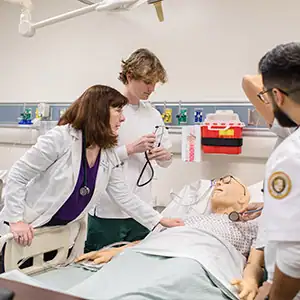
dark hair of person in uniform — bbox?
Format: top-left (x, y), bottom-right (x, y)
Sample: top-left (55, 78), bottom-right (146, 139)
top-left (58, 85), bottom-right (128, 149)
top-left (258, 42), bottom-right (300, 103)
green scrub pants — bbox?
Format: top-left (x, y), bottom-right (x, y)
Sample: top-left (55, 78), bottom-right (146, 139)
top-left (84, 214), bottom-right (150, 253)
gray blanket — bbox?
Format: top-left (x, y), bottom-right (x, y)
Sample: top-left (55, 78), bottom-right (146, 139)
top-left (68, 250), bottom-right (231, 300)
top-left (0, 227), bottom-right (245, 300)
top-left (67, 227), bottom-right (244, 299)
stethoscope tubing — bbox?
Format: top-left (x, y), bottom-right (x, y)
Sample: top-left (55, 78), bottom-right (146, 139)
top-left (136, 125), bottom-right (167, 187)
top-left (243, 207), bottom-right (263, 214)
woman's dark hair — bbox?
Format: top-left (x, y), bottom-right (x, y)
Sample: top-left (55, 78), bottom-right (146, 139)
top-left (58, 84), bottom-right (128, 149)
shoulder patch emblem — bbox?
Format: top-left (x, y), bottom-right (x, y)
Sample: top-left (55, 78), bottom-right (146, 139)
top-left (268, 171), bottom-right (292, 200)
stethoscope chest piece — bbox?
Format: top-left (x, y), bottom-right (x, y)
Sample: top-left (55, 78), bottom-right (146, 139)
top-left (80, 186), bottom-right (90, 196)
top-left (80, 131), bottom-right (91, 197)
top-left (228, 211), bottom-right (240, 222)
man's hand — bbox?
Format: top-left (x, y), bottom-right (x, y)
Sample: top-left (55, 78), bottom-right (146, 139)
top-left (159, 218), bottom-right (184, 228)
top-left (240, 202), bottom-right (264, 221)
top-left (126, 134), bottom-right (156, 155)
top-left (9, 221), bottom-right (34, 246)
top-left (254, 281), bottom-right (271, 300)
top-left (231, 278), bottom-right (258, 300)
top-left (147, 147), bottom-right (172, 161)
top-left (75, 248), bottom-right (118, 264)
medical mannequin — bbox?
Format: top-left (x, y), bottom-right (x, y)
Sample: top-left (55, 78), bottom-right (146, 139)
top-left (85, 49), bottom-right (173, 252)
top-left (77, 175), bottom-right (265, 300)
top-left (0, 85), bottom-right (182, 264)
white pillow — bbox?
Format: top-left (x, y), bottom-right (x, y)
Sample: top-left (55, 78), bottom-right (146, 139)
top-left (248, 180), bottom-right (264, 203)
top-left (162, 179), bottom-right (264, 220)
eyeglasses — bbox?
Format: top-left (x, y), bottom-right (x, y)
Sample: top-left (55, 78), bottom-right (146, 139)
top-left (257, 87), bottom-right (300, 104)
top-left (212, 175), bottom-right (246, 196)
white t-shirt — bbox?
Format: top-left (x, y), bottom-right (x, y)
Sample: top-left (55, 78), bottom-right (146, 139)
top-left (263, 127), bottom-right (300, 299)
top-left (90, 101), bottom-right (172, 219)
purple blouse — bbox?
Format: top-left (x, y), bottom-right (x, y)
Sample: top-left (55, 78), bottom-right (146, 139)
top-left (45, 152), bottom-right (100, 226)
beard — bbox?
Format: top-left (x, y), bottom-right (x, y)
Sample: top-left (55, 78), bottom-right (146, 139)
top-left (273, 101), bottom-right (298, 128)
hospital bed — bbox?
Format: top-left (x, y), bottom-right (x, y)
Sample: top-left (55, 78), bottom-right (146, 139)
top-left (0, 179), bottom-right (264, 299)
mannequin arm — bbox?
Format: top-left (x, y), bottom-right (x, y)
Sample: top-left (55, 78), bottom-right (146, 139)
top-left (243, 248), bottom-right (264, 285)
top-left (231, 248), bottom-right (264, 299)
top-left (75, 241), bottom-right (141, 264)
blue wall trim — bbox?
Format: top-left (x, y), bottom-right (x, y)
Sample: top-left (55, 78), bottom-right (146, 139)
top-left (0, 103), bottom-right (267, 128)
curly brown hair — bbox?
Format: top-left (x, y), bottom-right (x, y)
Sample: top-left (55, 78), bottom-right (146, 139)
top-left (58, 85), bottom-right (128, 149)
top-left (118, 48), bottom-right (167, 85)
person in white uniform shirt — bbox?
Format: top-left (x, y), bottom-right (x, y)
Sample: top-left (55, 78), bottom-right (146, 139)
top-left (253, 42), bottom-right (300, 300)
top-left (85, 49), bottom-right (173, 252)
top-left (242, 74), bottom-right (296, 149)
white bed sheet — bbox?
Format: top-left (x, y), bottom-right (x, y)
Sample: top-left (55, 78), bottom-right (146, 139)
top-left (0, 266), bottom-right (96, 295)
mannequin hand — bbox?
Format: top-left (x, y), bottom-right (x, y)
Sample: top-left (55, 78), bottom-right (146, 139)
top-left (75, 241), bottom-right (140, 265)
top-left (127, 134), bottom-right (156, 155)
top-left (75, 248), bottom-right (118, 264)
top-left (240, 203), bottom-right (264, 221)
top-left (9, 221), bottom-right (34, 246)
top-left (254, 282), bottom-right (271, 300)
top-left (231, 279), bottom-right (258, 300)
top-left (147, 147), bottom-right (172, 161)
top-left (160, 218), bottom-right (184, 228)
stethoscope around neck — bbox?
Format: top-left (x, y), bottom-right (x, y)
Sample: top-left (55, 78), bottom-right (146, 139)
top-left (79, 131), bottom-right (124, 197)
top-left (79, 131), bottom-right (90, 197)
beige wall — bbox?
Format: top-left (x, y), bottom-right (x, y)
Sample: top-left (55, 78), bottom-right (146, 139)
top-left (1, 0), bottom-right (292, 204)
top-left (0, 0), bottom-right (300, 102)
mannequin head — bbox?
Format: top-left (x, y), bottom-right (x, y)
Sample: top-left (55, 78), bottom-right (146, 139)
top-left (210, 175), bottom-right (250, 214)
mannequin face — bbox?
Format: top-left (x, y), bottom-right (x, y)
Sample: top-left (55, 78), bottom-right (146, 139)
top-left (210, 175), bottom-right (250, 213)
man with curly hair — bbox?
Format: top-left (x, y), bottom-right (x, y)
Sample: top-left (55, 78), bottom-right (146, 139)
top-left (85, 49), bottom-right (173, 252)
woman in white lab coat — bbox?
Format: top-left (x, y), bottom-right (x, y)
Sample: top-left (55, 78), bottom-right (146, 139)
top-left (85, 49), bottom-right (173, 252)
top-left (0, 84), bottom-right (183, 261)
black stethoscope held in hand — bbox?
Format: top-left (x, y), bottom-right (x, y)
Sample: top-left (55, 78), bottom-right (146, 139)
top-left (136, 125), bottom-right (169, 187)
top-left (229, 182), bottom-right (264, 222)
top-left (228, 207), bottom-right (263, 222)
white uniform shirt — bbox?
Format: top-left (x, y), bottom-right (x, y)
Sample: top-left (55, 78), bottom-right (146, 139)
top-left (263, 127), bottom-right (300, 299)
top-left (270, 118), bottom-right (295, 149)
top-left (90, 101), bottom-right (172, 219)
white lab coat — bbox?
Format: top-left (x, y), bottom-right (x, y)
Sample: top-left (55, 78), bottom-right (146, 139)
top-left (0, 124), bottom-right (162, 259)
top-left (91, 101), bottom-right (172, 219)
